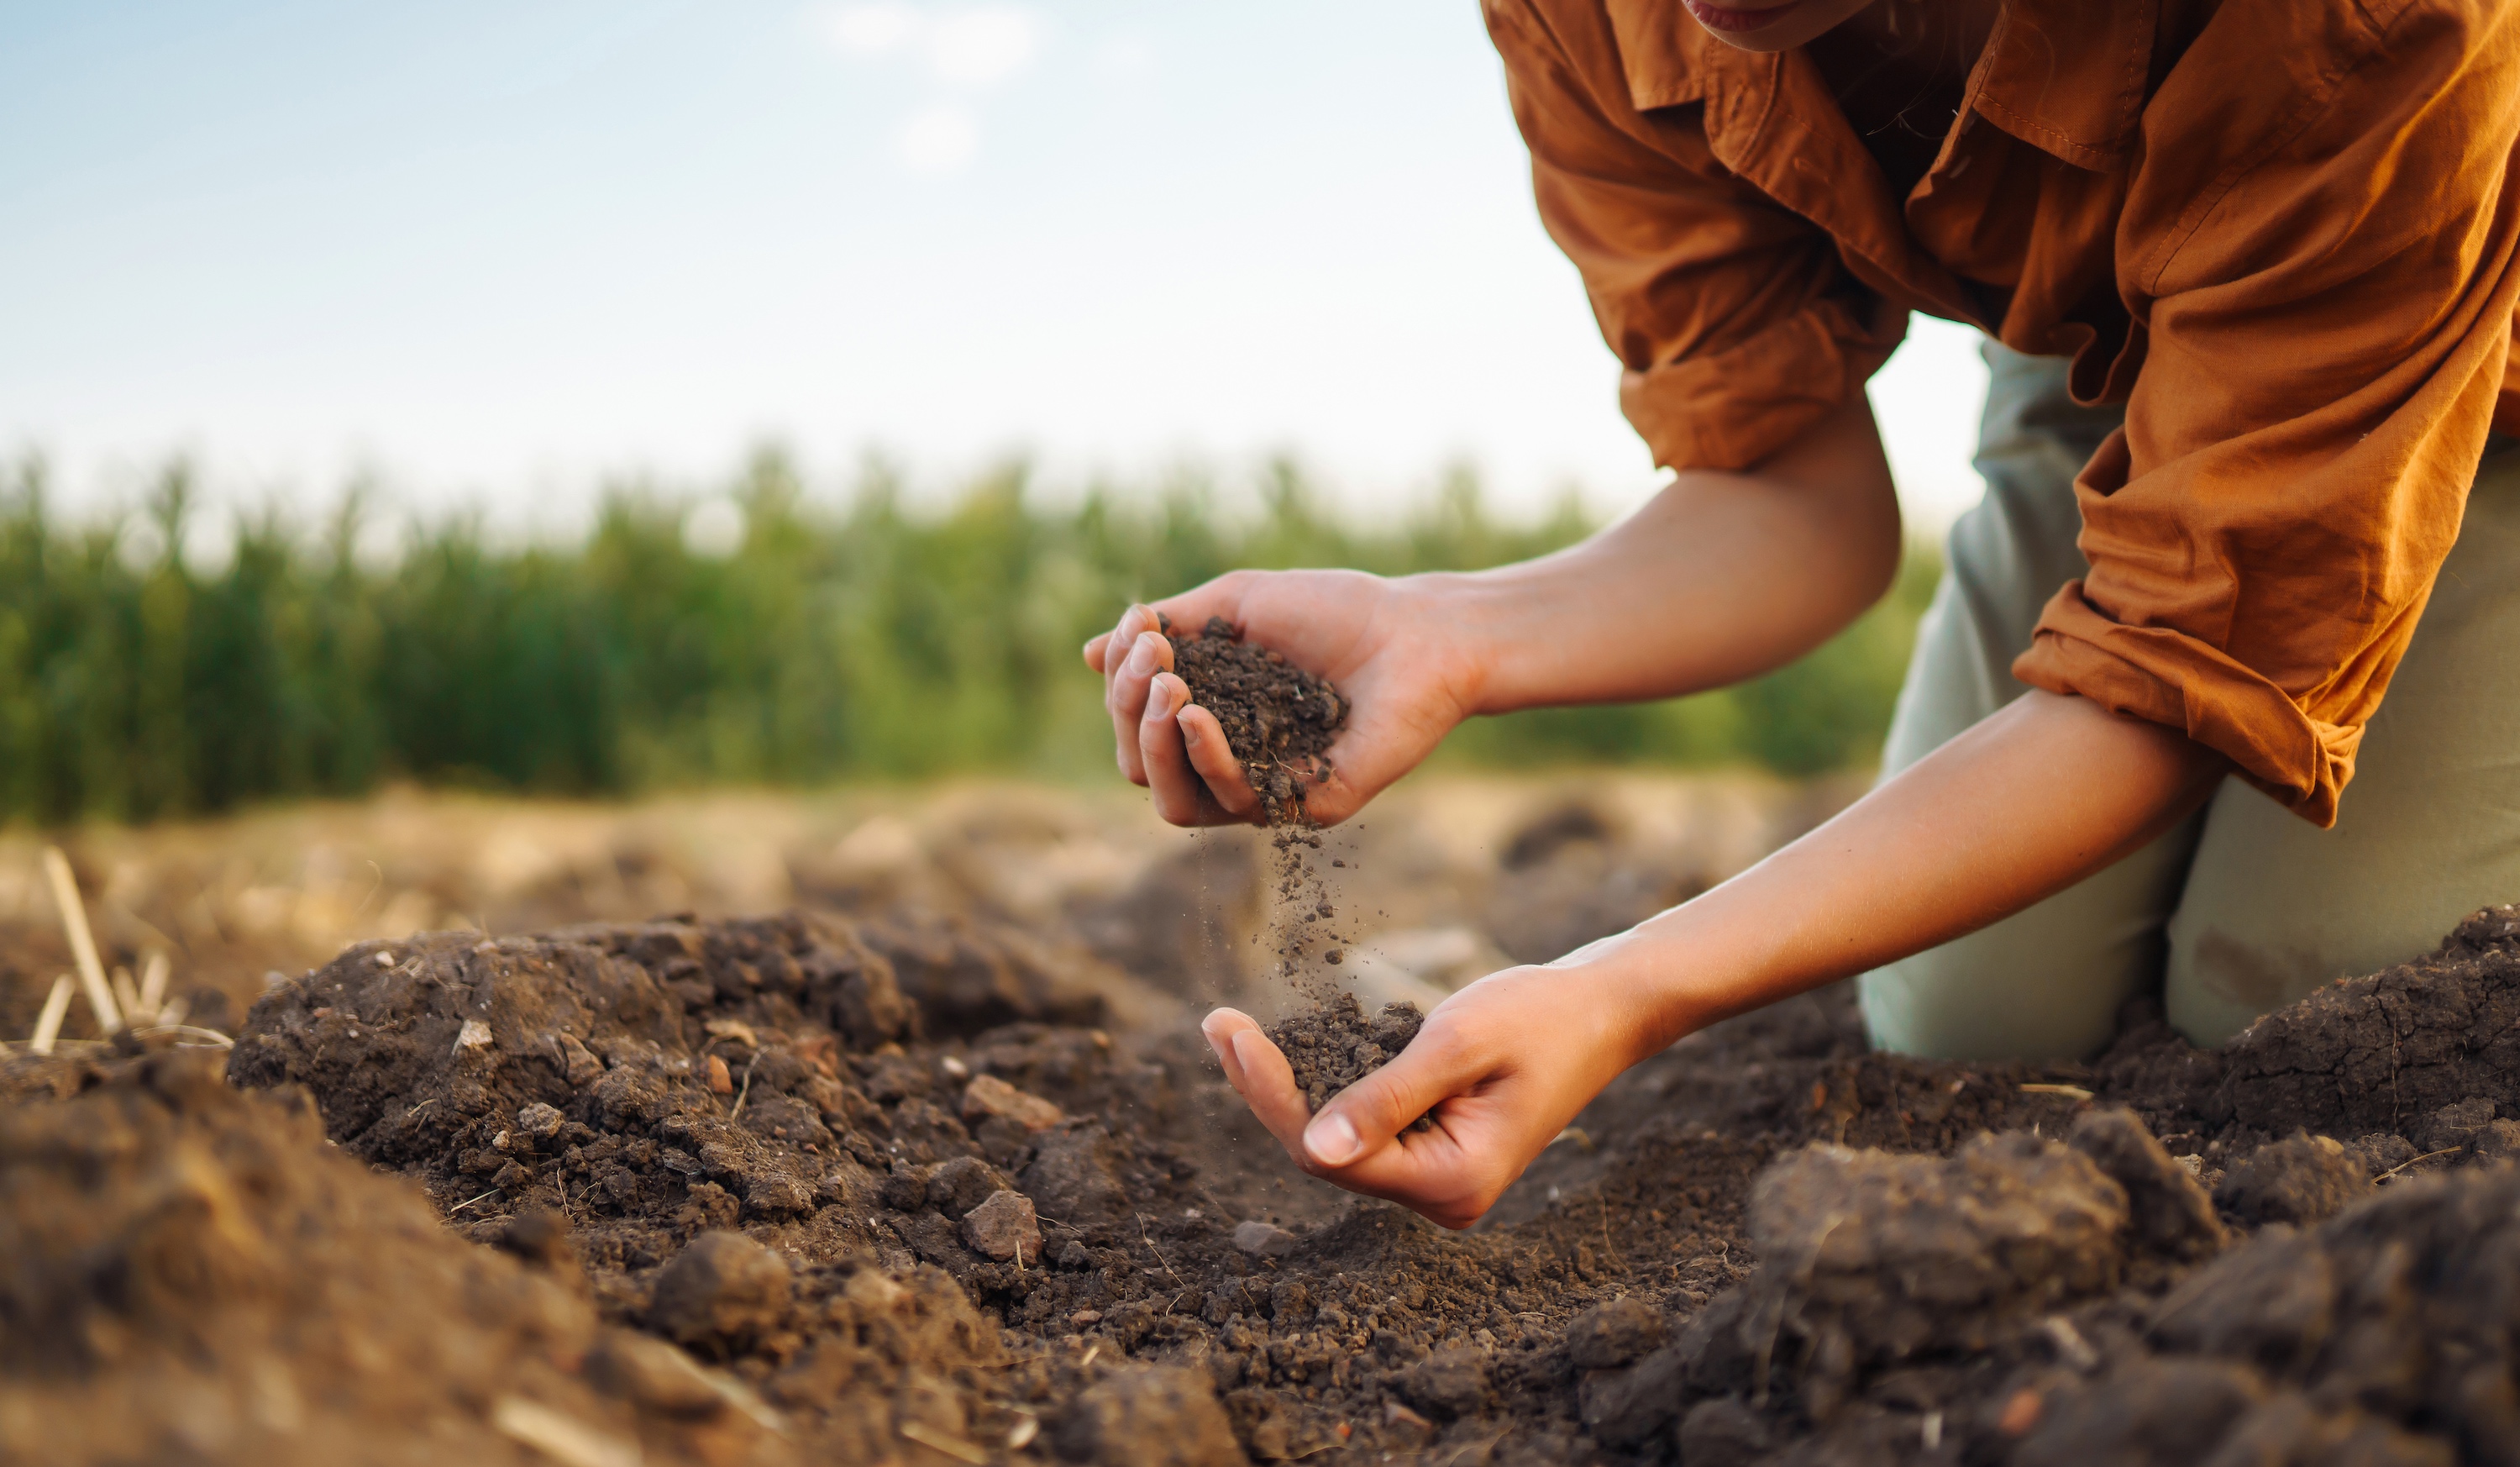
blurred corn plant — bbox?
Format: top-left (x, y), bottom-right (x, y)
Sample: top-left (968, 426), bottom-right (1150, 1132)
top-left (0, 450), bottom-right (1938, 824)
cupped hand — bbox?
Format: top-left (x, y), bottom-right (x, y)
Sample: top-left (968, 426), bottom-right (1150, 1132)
top-left (1198, 965), bottom-right (1643, 1229)
top-left (1081, 570), bottom-right (1487, 827)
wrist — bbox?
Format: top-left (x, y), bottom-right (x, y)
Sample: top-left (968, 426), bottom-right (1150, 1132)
top-left (1392, 569), bottom-right (1512, 717)
top-left (1548, 897), bottom-right (1761, 1070)
top-left (1401, 570), bottom-right (1532, 721)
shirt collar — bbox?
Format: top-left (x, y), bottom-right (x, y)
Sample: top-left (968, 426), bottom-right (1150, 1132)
top-left (1601, 0), bottom-right (2155, 172)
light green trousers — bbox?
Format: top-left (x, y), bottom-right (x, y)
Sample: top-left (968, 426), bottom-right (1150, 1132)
top-left (1860, 342), bottom-right (2520, 1060)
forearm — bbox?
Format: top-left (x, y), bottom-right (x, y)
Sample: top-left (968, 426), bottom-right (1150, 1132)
top-left (1436, 395), bottom-right (1903, 712)
top-left (1566, 691), bottom-right (2228, 1065)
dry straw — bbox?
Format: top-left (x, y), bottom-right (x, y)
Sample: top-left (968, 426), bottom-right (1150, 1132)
top-left (41, 846), bottom-right (120, 1034)
top-left (28, 975), bottom-right (71, 1056)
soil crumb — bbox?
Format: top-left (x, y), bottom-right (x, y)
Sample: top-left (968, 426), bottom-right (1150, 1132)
top-left (1265, 991), bottom-right (1425, 1121)
top-left (1164, 615), bottom-right (1346, 826)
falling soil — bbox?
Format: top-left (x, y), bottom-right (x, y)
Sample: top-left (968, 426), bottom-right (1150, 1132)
top-left (1265, 991), bottom-right (1427, 1127)
top-left (13, 892), bottom-right (2520, 1464)
top-left (1160, 618), bottom-right (1387, 1122)
top-left (1163, 616), bottom-right (1347, 828)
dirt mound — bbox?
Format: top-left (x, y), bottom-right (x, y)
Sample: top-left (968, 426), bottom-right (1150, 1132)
top-left (218, 905), bottom-right (1751, 1462)
top-left (2211, 907), bottom-right (2520, 1138)
top-left (2015, 1162), bottom-right (2520, 1467)
top-left (0, 1047), bottom-right (785, 1467)
top-left (12, 886), bottom-right (2520, 1464)
top-left (1164, 617), bottom-right (1347, 823)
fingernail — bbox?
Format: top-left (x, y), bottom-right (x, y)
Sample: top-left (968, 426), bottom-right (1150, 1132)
top-left (1125, 636), bottom-right (1155, 676)
top-left (1305, 1112), bottom-right (1362, 1166)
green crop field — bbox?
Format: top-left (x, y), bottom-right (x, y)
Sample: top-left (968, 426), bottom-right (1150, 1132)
top-left (0, 451), bottom-right (1939, 825)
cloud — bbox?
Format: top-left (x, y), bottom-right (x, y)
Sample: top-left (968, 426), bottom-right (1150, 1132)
top-left (817, 3), bottom-right (1038, 89)
top-left (895, 105), bottom-right (980, 174)
top-left (823, 2), bottom-right (917, 55)
top-left (927, 8), bottom-right (1036, 87)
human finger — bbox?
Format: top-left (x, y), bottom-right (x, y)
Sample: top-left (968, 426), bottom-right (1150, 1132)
top-left (1106, 627), bottom-right (1170, 786)
top-left (1098, 605), bottom-right (1152, 696)
top-left (1224, 1027), bottom-right (1320, 1158)
top-left (1140, 672), bottom-right (1234, 826)
top-left (1083, 631), bottom-right (1113, 673)
top-left (1201, 1007), bottom-right (1256, 1091)
top-left (1179, 706), bottom-right (1259, 820)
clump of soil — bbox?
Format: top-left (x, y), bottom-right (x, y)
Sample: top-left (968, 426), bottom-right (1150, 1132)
top-left (1163, 615), bottom-right (1347, 825)
top-left (1265, 991), bottom-right (1425, 1123)
top-left (2011, 1163), bottom-right (2520, 1467)
top-left (0, 1047), bottom-right (784, 1467)
top-left (20, 884), bottom-right (2520, 1464)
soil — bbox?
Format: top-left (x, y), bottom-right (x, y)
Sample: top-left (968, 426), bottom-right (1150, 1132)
top-left (12, 864), bottom-right (2520, 1463)
top-left (1265, 991), bottom-right (1427, 1127)
top-left (1163, 617), bottom-right (1347, 826)
top-left (1159, 618), bottom-right (1403, 1128)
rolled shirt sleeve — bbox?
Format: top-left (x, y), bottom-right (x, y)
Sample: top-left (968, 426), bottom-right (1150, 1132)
top-left (2014, 0), bottom-right (2520, 826)
top-left (1486, 0), bottom-right (1906, 472)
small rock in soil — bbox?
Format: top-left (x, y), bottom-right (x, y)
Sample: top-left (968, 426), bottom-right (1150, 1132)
top-left (960, 1190), bottom-right (1042, 1265)
top-left (1051, 1365), bottom-right (1243, 1467)
top-left (1231, 1220), bottom-right (1299, 1259)
top-left (962, 1072), bottom-right (1063, 1132)
top-left (928, 1155), bottom-right (1012, 1217)
top-left (646, 1229), bottom-right (790, 1353)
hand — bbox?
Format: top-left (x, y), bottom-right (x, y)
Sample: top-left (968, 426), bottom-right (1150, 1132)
top-left (1082, 570), bottom-right (1488, 827)
top-left (1199, 965), bottom-right (1644, 1229)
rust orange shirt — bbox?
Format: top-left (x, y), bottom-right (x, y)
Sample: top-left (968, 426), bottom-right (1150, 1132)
top-left (1485, 0), bottom-right (2520, 824)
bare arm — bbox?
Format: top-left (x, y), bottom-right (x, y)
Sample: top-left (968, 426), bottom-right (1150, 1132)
top-left (1207, 690), bottom-right (2229, 1228)
top-left (1084, 395), bottom-right (1903, 824)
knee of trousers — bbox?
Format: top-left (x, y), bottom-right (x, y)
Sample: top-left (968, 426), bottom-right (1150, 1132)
top-left (1861, 929), bottom-right (2142, 1062)
top-left (1861, 816), bottom-right (2204, 1062)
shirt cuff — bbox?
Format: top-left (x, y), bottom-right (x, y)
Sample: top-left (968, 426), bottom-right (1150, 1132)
top-left (2013, 581), bottom-right (2363, 828)
top-left (1618, 295), bottom-right (1905, 472)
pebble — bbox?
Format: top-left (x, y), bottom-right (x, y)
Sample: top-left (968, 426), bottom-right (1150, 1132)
top-left (962, 1073), bottom-right (1063, 1133)
top-left (962, 1189), bottom-right (1042, 1265)
top-left (1231, 1221), bottom-right (1299, 1259)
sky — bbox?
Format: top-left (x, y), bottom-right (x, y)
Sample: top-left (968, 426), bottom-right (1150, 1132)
top-left (0, 0), bottom-right (1991, 533)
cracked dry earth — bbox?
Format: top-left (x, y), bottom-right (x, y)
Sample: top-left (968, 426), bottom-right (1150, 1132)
top-left (12, 900), bottom-right (2520, 1464)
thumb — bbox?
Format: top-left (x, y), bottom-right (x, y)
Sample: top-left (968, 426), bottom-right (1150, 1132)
top-left (1302, 1025), bottom-right (1473, 1168)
